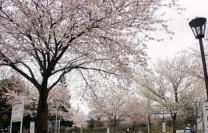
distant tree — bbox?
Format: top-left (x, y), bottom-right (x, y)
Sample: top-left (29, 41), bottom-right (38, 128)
top-left (0, 80), bottom-right (11, 130)
top-left (178, 49), bottom-right (206, 131)
top-left (88, 110), bottom-right (104, 127)
top-left (0, 77), bottom-right (27, 130)
top-left (138, 55), bottom-right (200, 133)
top-left (71, 110), bottom-right (86, 127)
top-left (87, 85), bottom-right (132, 133)
top-left (87, 118), bottom-right (96, 129)
top-left (47, 84), bottom-right (72, 121)
top-left (0, 75), bottom-right (72, 128)
top-left (122, 97), bottom-right (147, 128)
top-left (0, 76), bottom-right (33, 114)
top-left (88, 110), bottom-right (103, 121)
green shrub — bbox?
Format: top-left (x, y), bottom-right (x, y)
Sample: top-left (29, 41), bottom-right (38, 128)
top-left (84, 127), bottom-right (107, 131)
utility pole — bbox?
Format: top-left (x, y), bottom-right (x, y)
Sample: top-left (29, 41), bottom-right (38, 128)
top-left (162, 110), bottom-right (166, 133)
top-left (55, 105), bottom-right (59, 133)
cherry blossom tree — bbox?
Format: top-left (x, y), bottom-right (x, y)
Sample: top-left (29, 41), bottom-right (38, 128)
top-left (86, 85), bottom-right (131, 133)
top-left (87, 110), bottom-right (104, 127)
top-left (122, 97), bottom-right (147, 128)
top-left (0, 0), bottom-right (178, 132)
top-left (179, 49), bottom-right (204, 80)
top-left (71, 109), bottom-right (86, 127)
top-left (0, 76), bottom-right (36, 115)
top-left (0, 75), bottom-right (72, 120)
top-left (88, 110), bottom-right (103, 121)
top-left (48, 85), bottom-right (72, 120)
top-left (86, 84), bottom-right (148, 132)
top-left (87, 98), bottom-right (147, 132)
top-left (176, 49), bottom-right (206, 131)
top-left (138, 55), bottom-right (201, 133)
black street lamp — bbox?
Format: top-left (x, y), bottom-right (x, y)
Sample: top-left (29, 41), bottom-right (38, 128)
top-left (189, 17), bottom-right (208, 99)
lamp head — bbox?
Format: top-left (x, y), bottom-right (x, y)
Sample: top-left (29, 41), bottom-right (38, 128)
top-left (189, 17), bottom-right (207, 39)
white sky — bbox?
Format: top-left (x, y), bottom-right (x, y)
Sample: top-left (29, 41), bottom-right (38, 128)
top-left (71, 0), bottom-right (208, 114)
top-left (148, 0), bottom-right (208, 62)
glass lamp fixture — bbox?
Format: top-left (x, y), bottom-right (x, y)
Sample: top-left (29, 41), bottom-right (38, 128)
top-left (189, 17), bottom-right (207, 39)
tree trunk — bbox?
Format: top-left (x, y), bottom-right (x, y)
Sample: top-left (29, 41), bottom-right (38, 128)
top-left (195, 103), bottom-right (199, 133)
top-left (148, 112), bottom-right (151, 133)
top-left (36, 90), bottom-right (49, 133)
top-left (113, 118), bottom-right (117, 133)
top-left (172, 119), bottom-right (176, 133)
top-left (133, 121), bottom-right (136, 131)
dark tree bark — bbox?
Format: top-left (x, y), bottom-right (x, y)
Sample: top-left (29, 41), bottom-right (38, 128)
top-left (172, 116), bottom-right (177, 133)
top-left (109, 116), bottom-right (118, 133)
top-left (36, 89), bottom-right (49, 133)
top-left (113, 116), bottom-right (117, 133)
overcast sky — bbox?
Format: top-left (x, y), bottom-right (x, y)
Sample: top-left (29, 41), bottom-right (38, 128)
top-left (148, 0), bottom-right (208, 62)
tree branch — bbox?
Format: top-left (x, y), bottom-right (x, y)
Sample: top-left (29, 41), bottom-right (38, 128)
top-left (0, 52), bottom-right (40, 90)
top-left (48, 69), bottom-right (72, 92)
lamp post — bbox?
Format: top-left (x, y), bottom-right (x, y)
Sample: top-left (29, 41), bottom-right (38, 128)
top-left (55, 106), bottom-right (58, 133)
top-left (162, 109), bottom-right (166, 133)
top-left (54, 105), bottom-right (61, 133)
top-left (189, 17), bottom-right (208, 99)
